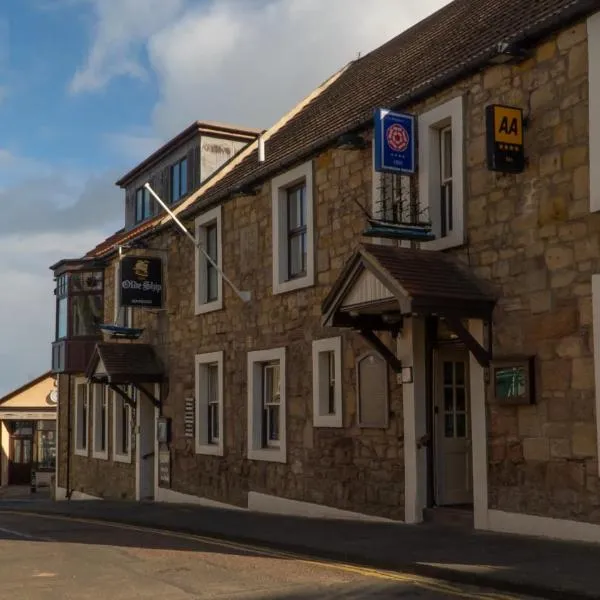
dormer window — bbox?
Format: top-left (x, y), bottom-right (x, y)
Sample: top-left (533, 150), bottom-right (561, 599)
top-left (170, 157), bottom-right (188, 203)
top-left (135, 187), bottom-right (152, 223)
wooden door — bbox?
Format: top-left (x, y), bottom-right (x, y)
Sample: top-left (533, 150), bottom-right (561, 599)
top-left (434, 348), bottom-right (472, 506)
top-left (9, 437), bottom-right (33, 485)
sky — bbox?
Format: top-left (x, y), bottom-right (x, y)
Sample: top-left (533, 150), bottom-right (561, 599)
top-left (0, 0), bottom-right (451, 395)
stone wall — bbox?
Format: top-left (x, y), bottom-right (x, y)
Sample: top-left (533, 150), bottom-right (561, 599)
top-left (57, 373), bottom-right (135, 499)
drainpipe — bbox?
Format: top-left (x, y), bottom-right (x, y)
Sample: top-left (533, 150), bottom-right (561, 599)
top-left (66, 374), bottom-right (72, 499)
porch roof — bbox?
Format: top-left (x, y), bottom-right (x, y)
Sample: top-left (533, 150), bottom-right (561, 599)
top-left (322, 243), bottom-right (497, 328)
top-left (85, 342), bottom-right (164, 385)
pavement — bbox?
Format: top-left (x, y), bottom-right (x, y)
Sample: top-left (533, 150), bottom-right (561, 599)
top-left (1, 494), bottom-right (599, 599)
top-left (0, 510), bottom-right (524, 599)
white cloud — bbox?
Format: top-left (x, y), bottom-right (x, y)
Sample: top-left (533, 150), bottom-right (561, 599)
top-left (69, 0), bottom-right (186, 94)
top-left (104, 131), bottom-right (162, 164)
top-left (74, 0), bottom-right (452, 136)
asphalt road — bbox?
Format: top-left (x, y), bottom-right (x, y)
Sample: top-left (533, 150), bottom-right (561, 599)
top-left (0, 511), bottom-right (525, 599)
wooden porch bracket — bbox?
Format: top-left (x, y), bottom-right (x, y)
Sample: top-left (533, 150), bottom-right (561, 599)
top-left (109, 384), bottom-right (136, 409)
top-left (358, 329), bottom-right (403, 374)
top-left (444, 316), bottom-right (492, 368)
top-left (132, 383), bottom-right (161, 409)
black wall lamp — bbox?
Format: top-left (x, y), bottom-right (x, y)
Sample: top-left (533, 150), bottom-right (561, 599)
top-left (488, 41), bottom-right (530, 65)
top-left (335, 132), bottom-right (368, 150)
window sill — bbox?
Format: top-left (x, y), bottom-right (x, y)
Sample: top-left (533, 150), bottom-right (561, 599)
top-left (92, 450), bottom-right (108, 461)
top-left (195, 297), bottom-right (223, 315)
top-left (273, 273), bottom-right (314, 295)
top-left (113, 453), bottom-right (132, 464)
top-left (248, 447), bottom-right (287, 463)
top-left (74, 447), bottom-right (88, 457)
top-left (313, 413), bottom-right (343, 428)
top-left (196, 442), bottom-right (224, 457)
top-left (421, 231), bottom-right (465, 252)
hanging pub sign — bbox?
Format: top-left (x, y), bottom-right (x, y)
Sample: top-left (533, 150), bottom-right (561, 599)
top-left (119, 256), bottom-right (163, 309)
top-left (485, 104), bottom-right (525, 173)
top-left (373, 108), bottom-right (416, 174)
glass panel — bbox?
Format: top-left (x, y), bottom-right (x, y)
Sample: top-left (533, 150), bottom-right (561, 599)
top-left (444, 414), bottom-right (454, 438)
top-left (144, 189), bottom-right (152, 217)
top-left (71, 294), bottom-right (102, 336)
top-left (171, 164), bottom-right (180, 203)
top-left (442, 128), bottom-right (452, 180)
top-left (22, 439), bottom-right (32, 464)
top-left (443, 361), bottom-right (453, 386)
top-left (456, 413), bottom-right (467, 438)
top-left (57, 297), bottom-right (68, 339)
top-left (120, 400), bottom-right (129, 454)
top-left (13, 421), bottom-right (34, 436)
top-left (455, 361), bottom-right (465, 386)
top-left (268, 405), bottom-right (279, 441)
top-left (13, 442), bottom-right (22, 464)
top-left (288, 232), bottom-right (306, 277)
top-left (443, 386), bottom-right (454, 412)
top-left (206, 224), bottom-right (218, 261)
top-left (36, 429), bottom-right (56, 469)
top-left (136, 189), bottom-right (144, 222)
top-left (180, 158), bottom-right (188, 196)
top-left (455, 386), bottom-right (466, 412)
top-left (287, 185), bottom-right (305, 230)
top-left (327, 351), bottom-right (335, 414)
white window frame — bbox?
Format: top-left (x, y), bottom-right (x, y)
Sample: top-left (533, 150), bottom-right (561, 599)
top-left (418, 95), bottom-right (465, 251)
top-left (195, 351), bottom-right (224, 456)
top-left (589, 12), bottom-right (600, 212)
top-left (247, 347), bottom-right (286, 463)
top-left (112, 386), bottom-right (132, 464)
top-left (74, 377), bottom-right (89, 457)
top-left (312, 337), bottom-right (343, 428)
top-left (195, 205), bottom-right (223, 315)
top-left (114, 262), bottom-right (133, 327)
top-left (92, 384), bottom-right (109, 460)
top-left (272, 161), bottom-right (315, 295)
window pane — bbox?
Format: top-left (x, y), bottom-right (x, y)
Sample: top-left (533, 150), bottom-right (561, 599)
top-left (455, 361), bottom-right (465, 386)
top-left (136, 190), bottom-right (144, 222)
top-left (456, 413), bottom-right (467, 438)
top-left (207, 264), bottom-right (218, 302)
top-left (442, 128), bottom-right (452, 180)
top-left (288, 232), bottom-right (306, 277)
top-left (287, 185), bottom-right (306, 229)
top-left (443, 361), bottom-right (453, 386)
top-left (455, 386), bottom-right (466, 412)
top-left (57, 297), bottom-right (68, 339)
top-left (180, 158), bottom-right (188, 196)
top-left (444, 414), bottom-right (454, 438)
top-left (36, 428), bottom-right (56, 469)
top-left (444, 386), bottom-right (454, 412)
top-left (327, 351), bottom-right (335, 414)
top-left (144, 189), bottom-right (152, 217)
top-left (206, 224), bottom-right (218, 261)
top-left (268, 406), bottom-right (279, 441)
top-left (207, 364), bottom-right (218, 404)
top-left (71, 294), bottom-right (102, 336)
top-left (171, 165), bottom-right (179, 203)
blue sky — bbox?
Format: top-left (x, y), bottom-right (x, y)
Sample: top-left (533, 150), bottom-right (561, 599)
top-left (0, 0), bottom-right (449, 395)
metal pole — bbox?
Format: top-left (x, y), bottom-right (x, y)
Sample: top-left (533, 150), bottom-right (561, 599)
top-left (144, 183), bottom-right (251, 303)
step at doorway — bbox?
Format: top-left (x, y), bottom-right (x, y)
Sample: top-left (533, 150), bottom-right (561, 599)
top-left (423, 504), bottom-right (473, 528)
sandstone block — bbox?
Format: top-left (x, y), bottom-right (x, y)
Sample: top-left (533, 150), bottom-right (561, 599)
top-left (572, 423), bottom-right (597, 458)
top-left (539, 196), bottom-right (567, 225)
top-left (572, 357), bottom-right (595, 390)
top-left (536, 40), bottom-right (557, 62)
top-left (557, 24), bottom-right (587, 51)
top-left (563, 146), bottom-right (587, 170)
top-left (556, 336), bottom-right (584, 359)
top-left (568, 43), bottom-right (588, 80)
top-left (573, 166), bottom-right (590, 200)
top-left (545, 246), bottom-right (574, 270)
top-left (529, 291), bottom-right (552, 314)
top-left (523, 437), bottom-right (550, 461)
top-left (550, 438), bottom-right (572, 459)
top-left (540, 359), bottom-right (572, 391)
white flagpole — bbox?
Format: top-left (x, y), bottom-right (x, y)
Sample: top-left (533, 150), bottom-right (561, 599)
top-left (144, 183), bottom-right (251, 303)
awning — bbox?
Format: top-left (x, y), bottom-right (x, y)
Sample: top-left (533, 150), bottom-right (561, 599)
top-left (85, 342), bottom-right (164, 385)
top-left (322, 243), bottom-right (497, 328)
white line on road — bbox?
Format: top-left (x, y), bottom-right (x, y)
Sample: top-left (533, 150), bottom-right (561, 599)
top-left (0, 524), bottom-right (50, 542)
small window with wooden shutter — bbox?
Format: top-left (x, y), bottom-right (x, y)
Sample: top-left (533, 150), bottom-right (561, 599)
top-left (356, 352), bottom-right (389, 428)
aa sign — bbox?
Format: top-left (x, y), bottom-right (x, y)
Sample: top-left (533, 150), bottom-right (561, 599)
top-left (493, 106), bottom-right (523, 145)
top-left (485, 104), bottom-right (525, 174)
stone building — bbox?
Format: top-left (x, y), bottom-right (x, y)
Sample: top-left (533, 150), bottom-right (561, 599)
top-left (49, 0), bottom-right (600, 543)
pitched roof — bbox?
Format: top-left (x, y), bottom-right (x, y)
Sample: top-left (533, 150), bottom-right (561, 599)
top-left (322, 243), bottom-right (497, 325)
top-left (166, 0), bottom-right (596, 222)
top-left (86, 343), bottom-right (164, 385)
top-left (82, 0), bottom-right (597, 260)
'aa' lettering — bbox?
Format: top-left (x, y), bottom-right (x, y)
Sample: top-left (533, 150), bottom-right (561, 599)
top-left (499, 116), bottom-right (518, 136)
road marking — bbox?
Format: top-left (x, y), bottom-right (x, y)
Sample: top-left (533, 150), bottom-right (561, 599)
top-left (0, 524), bottom-right (49, 542)
top-left (0, 510), bottom-right (519, 599)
